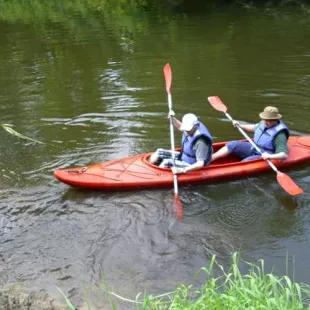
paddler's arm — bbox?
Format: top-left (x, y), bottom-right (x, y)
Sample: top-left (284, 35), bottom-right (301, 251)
top-left (262, 152), bottom-right (288, 160)
top-left (183, 160), bottom-right (204, 173)
top-left (184, 139), bottom-right (212, 172)
top-left (172, 140), bottom-right (211, 174)
top-left (171, 160), bottom-right (204, 175)
top-left (232, 120), bottom-right (255, 132)
top-left (168, 110), bottom-right (182, 130)
top-left (172, 117), bottom-right (182, 130)
top-left (261, 132), bottom-right (289, 160)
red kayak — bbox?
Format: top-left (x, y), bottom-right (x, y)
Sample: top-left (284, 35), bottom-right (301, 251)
top-left (54, 136), bottom-right (310, 190)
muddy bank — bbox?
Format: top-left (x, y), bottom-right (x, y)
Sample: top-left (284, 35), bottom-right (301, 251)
top-left (0, 284), bottom-right (69, 310)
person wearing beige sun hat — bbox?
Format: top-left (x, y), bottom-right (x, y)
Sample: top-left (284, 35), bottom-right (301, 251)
top-left (211, 106), bottom-right (290, 163)
top-left (148, 111), bottom-right (213, 174)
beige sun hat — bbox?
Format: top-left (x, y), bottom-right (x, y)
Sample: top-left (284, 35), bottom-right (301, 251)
top-left (259, 106), bottom-right (282, 120)
top-left (179, 113), bottom-right (199, 131)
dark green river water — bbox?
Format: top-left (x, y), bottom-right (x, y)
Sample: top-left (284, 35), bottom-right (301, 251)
top-left (1, 2), bottom-right (310, 308)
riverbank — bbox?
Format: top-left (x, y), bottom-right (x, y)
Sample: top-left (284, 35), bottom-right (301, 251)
top-left (2, 253), bottom-right (310, 309)
top-left (0, 283), bottom-right (67, 310)
top-left (63, 253), bottom-right (310, 309)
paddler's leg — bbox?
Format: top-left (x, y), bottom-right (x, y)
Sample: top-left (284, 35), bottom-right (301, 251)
top-left (210, 146), bottom-right (230, 162)
top-left (149, 151), bottom-right (160, 164)
top-left (159, 158), bottom-right (189, 168)
top-left (149, 149), bottom-right (180, 166)
top-left (211, 141), bottom-right (252, 162)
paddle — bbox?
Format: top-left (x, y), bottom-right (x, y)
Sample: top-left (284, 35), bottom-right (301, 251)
top-left (163, 63), bottom-right (184, 221)
top-left (208, 96), bottom-right (303, 196)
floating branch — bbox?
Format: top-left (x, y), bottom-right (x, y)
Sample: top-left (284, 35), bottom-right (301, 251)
top-left (1, 124), bottom-right (44, 144)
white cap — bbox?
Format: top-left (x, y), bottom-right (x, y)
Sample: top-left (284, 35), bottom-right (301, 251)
top-left (179, 113), bottom-right (199, 131)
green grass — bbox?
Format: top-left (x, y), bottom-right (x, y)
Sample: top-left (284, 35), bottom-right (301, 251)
top-left (116, 253), bottom-right (310, 310)
top-left (59, 253), bottom-right (310, 309)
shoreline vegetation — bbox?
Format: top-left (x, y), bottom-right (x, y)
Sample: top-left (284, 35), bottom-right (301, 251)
top-left (60, 253), bottom-right (310, 309)
top-left (0, 1), bottom-right (310, 25)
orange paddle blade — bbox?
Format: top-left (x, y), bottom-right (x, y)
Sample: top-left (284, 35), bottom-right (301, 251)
top-left (163, 63), bottom-right (172, 94)
top-left (208, 96), bottom-right (228, 113)
top-left (276, 171), bottom-right (303, 196)
top-left (174, 194), bottom-right (184, 222)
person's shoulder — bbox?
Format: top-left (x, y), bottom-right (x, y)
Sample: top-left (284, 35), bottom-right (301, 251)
top-left (196, 136), bottom-right (209, 142)
top-left (275, 131), bottom-right (288, 142)
top-left (277, 131), bottom-right (288, 138)
top-left (194, 137), bottom-right (210, 147)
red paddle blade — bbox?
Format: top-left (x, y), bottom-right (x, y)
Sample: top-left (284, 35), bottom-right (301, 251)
top-left (174, 194), bottom-right (184, 222)
top-left (208, 96), bottom-right (227, 113)
top-left (163, 63), bottom-right (172, 94)
top-left (276, 171), bottom-right (303, 196)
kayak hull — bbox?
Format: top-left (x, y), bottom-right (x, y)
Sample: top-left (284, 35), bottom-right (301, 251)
top-left (54, 136), bottom-right (310, 190)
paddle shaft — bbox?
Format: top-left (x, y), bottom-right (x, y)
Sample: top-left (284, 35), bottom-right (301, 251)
top-left (167, 93), bottom-right (179, 195)
top-left (224, 112), bottom-right (279, 173)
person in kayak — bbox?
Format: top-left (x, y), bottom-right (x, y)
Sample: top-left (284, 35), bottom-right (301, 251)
top-left (148, 111), bottom-right (213, 174)
top-left (211, 106), bottom-right (289, 163)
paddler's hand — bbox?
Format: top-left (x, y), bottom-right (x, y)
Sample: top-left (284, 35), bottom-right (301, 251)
top-left (232, 120), bottom-right (240, 127)
top-left (171, 167), bottom-right (186, 174)
top-left (168, 110), bottom-right (175, 119)
top-left (261, 152), bottom-right (271, 160)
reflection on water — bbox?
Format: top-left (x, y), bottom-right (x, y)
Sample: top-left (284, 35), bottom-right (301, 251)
top-left (1, 1), bottom-right (310, 308)
top-left (274, 193), bottom-right (299, 210)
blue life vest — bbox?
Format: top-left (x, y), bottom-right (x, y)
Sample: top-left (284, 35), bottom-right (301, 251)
top-left (253, 120), bottom-right (289, 154)
top-left (180, 122), bottom-right (213, 165)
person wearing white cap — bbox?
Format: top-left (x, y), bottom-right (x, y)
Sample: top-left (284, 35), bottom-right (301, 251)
top-left (211, 106), bottom-right (290, 163)
top-left (148, 111), bottom-right (213, 174)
